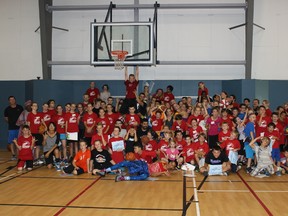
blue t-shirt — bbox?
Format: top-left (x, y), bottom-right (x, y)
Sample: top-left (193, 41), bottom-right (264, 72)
top-left (244, 122), bottom-right (255, 138)
top-left (238, 112), bottom-right (245, 120)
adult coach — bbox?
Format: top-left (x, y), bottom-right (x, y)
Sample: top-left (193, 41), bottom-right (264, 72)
top-left (120, 66), bottom-right (139, 114)
top-left (4, 96), bottom-right (23, 160)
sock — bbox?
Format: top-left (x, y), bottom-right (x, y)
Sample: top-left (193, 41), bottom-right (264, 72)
top-left (105, 168), bottom-right (111, 172)
top-left (124, 176), bottom-right (130, 181)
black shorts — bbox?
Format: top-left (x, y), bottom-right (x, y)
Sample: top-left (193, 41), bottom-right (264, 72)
top-left (32, 133), bottom-right (43, 146)
top-left (44, 151), bottom-right (54, 165)
top-left (63, 165), bottom-right (84, 175)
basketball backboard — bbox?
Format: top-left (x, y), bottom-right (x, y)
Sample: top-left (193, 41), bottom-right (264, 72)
top-left (90, 22), bottom-right (154, 66)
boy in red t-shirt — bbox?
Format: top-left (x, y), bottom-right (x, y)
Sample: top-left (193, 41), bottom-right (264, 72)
top-left (62, 140), bottom-right (91, 175)
top-left (125, 106), bottom-right (140, 130)
top-left (194, 133), bottom-right (210, 169)
top-left (218, 122), bottom-right (231, 144)
top-left (120, 66), bottom-right (139, 114)
top-left (220, 130), bottom-right (241, 172)
top-left (182, 136), bottom-right (197, 165)
top-left (108, 127), bottom-right (125, 163)
top-left (265, 122), bottom-right (281, 174)
top-left (13, 125), bottom-right (35, 171)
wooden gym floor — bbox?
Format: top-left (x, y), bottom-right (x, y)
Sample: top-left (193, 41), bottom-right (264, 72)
top-left (0, 150), bottom-right (287, 216)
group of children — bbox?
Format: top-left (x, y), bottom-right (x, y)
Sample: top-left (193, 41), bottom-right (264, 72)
top-left (9, 74), bottom-right (288, 181)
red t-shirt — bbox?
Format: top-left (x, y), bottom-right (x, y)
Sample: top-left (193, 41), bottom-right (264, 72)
top-left (265, 130), bottom-right (280, 149)
top-left (125, 114), bottom-right (140, 130)
top-left (125, 80), bottom-right (139, 99)
top-left (144, 140), bottom-right (158, 152)
top-left (95, 117), bottom-right (110, 134)
top-left (65, 112), bottom-right (79, 132)
top-left (108, 137), bottom-right (125, 163)
top-left (221, 139), bottom-right (241, 156)
top-left (256, 115), bottom-right (271, 137)
top-left (105, 112), bottom-right (120, 135)
top-left (91, 133), bottom-right (109, 148)
top-left (163, 92), bottom-right (175, 103)
top-left (27, 112), bottom-right (42, 134)
top-left (158, 139), bottom-right (169, 159)
top-left (183, 144), bottom-right (197, 162)
top-left (218, 130), bottom-right (231, 143)
top-left (41, 111), bottom-right (52, 127)
top-left (17, 135), bottom-right (33, 160)
top-left (148, 161), bottom-right (167, 174)
top-left (171, 120), bottom-right (188, 133)
top-left (74, 150), bottom-right (91, 172)
top-left (53, 114), bottom-right (66, 134)
top-left (194, 141), bottom-right (209, 156)
top-left (151, 116), bottom-right (164, 132)
top-left (135, 150), bottom-right (157, 164)
top-left (198, 87), bottom-right (209, 97)
top-left (274, 122), bottom-right (285, 144)
top-left (188, 126), bottom-right (203, 142)
top-left (83, 112), bottom-right (98, 137)
top-left (175, 139), bottom-right (186, 152)
top-left (86, 88), bottom-right (100, 103)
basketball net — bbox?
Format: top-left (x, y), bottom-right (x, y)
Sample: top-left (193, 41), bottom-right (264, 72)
top-left (111, 50), bottom-right (128, 70)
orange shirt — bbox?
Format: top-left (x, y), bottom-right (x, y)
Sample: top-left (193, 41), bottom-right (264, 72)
top-left (74, 150), bottom-right (91, 172)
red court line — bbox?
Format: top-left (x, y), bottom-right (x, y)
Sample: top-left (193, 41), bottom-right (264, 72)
top-left (237, 173), bottom-right (273, 216)
top-left (54, 176), bottom-right (101, 216)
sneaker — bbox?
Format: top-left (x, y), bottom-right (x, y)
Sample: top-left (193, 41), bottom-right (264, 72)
top-left (202, 171), bottom-right (208, 177)
top-left (55, 163), bottom-right (61, 171)
top-left (96, 171), bottom-right (106, 177)
top-left (275, 171), bottom-right (282, 177)
top-left (222, 171), bottom-right (229, 176)
top-left (33, 160), bottom-right (39, 166)
top-left (115, 175), bottom-right (125, 182)
top-left (236, 165), bottom-right (242, 172)
top-left (246, 167), bottom-right (252, 174)
top-left (37, 159), bottom-right (44, 165)
top-left (11, 155), bottom-right (17, 161)
top-left (62, 159), bottom-right (69, 167)
top-left (265, 170), bottom-right (271, 177)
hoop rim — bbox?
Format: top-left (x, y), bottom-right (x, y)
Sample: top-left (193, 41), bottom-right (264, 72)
top-left (111, 50), bottom-right (129, 60)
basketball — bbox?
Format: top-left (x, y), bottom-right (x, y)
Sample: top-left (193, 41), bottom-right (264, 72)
top-left (39, 124), bottom-right (46, 134)
top-left (141, 135), bottom-right (150, 145)
top-left (125, 152), bottom-right (136, 161)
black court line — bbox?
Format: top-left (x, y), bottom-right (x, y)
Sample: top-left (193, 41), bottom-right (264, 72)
top-left (0, 203), bottom-right (182, 212)
top-left (19, 176), bottom-right (98, 180)
top-left (183, 175), bottom-right (208, 216)
top-left (0, 165), bottom-right (44, 184)
top-left (0, 159), bottom-right (12, 165)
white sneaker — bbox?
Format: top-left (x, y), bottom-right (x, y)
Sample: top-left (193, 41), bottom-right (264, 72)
top-left (37, 159), bottom-right (44, 165)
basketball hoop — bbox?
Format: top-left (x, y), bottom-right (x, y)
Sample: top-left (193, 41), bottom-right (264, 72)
top-left (111, 50), bottom-right (128, 70)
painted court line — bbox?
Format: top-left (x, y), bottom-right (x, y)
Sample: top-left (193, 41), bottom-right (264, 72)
top-left (237, 172), bottom-right (273, 216)
top-left (0, 173), bottom-right (17, 181)
top-left (54, 176), bottom-right (101, 216)
top-left (0, 203), bottom-right (182, 212)
top-left (199, 189), bottom-right (249, 193)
